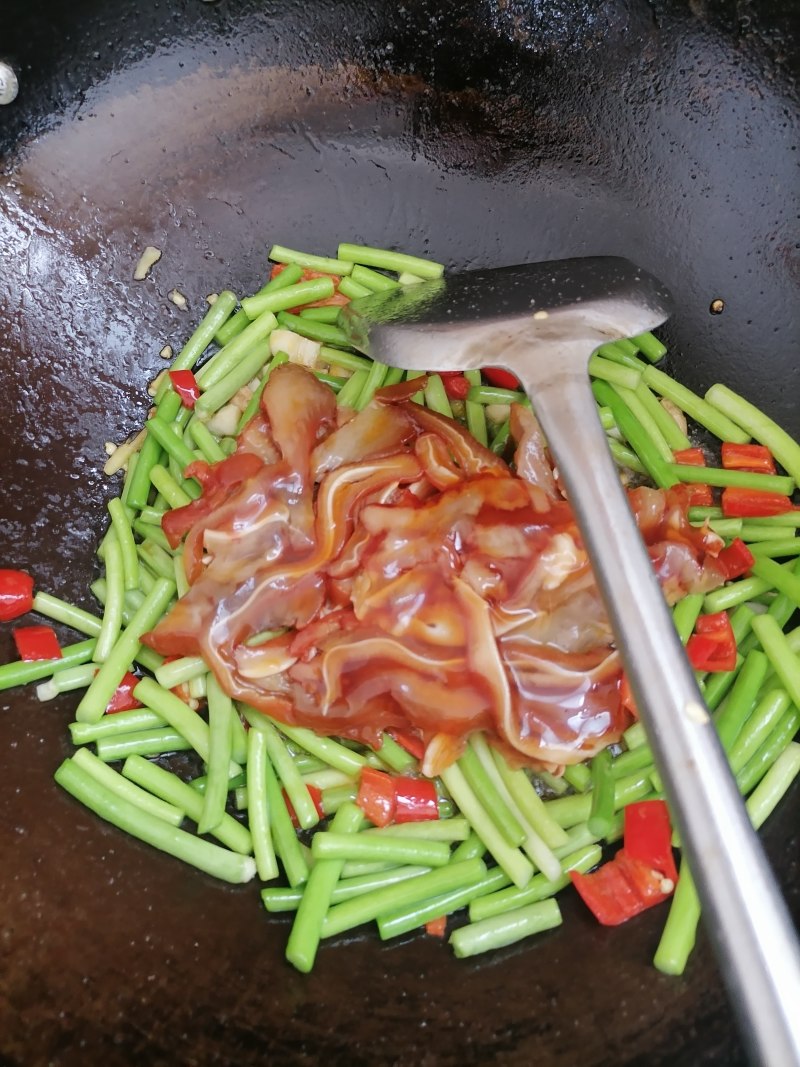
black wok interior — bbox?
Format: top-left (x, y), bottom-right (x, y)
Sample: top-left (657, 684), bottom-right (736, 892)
top-left (1, 1), bottom-right (798, 1064)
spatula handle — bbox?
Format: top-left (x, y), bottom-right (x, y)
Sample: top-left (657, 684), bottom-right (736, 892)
top-left (524, 363), bottom-right (800, 1067)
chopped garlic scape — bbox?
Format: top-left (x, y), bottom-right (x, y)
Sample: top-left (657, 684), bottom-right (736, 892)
top-left (133, 245), bottom-right (162, 281)
top-left (169, 289), bottom-right (188, 310)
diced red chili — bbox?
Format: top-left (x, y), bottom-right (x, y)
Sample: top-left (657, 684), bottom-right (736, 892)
top-left (424, 916), bottom-right (447, 938)
top-left (695, 611), bottom-right (732, 634)
top-left (356, 768), bottom-right (438, 826)
top-left (105, 672), bottom-right (143, 714)
top-left (686, 484), bottom-right (714, 507)
top-left (482, 367), bottom-right (520, 390)
top-left (571, 854), bottom-right (646, 925)
top-left (673, 447), bottom-right (706, 466)
top-left (271, 263), bottom-right (341, 285)
top-left (394, 776), bottom-right (439, 824)
top-left (439, 373), bottom-right (470, 401)
top-left (12, 624), bottom-right (62, 662)
top-left (387, 729), bottom-right (426, 761)
top-left (721, 443), bottom-right (776, 474)
top-left (721, 487), bottom-right (794, 518)
top-left (717, 537), bottom-right (755, 580)
top-left (0, 569), bottom-right (34, 622)
top-left (571, 849), bottom-right (675, 926)
top-left (613, 851), bottom-right (675, 907)
top-left (571, 798), bottom-right (678, 926)
top-left (283, 785), bottom-right (325, 829)
top-left (356, 767), bottom-right (396, 827)
top-left (288, 293), bottom-right (349, 313)
top-left (169, 369), bottom-right (201, 408)
top-left (686, 611), bottom-right (736, 672)
top-left (623, 800), bottom-right (678, 884)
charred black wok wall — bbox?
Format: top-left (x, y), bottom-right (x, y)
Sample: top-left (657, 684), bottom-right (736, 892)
top-left (3, 0), bottom-right (797, 430)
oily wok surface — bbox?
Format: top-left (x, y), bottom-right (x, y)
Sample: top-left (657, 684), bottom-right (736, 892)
top-left (0, 1), bottom-right (798, 1064)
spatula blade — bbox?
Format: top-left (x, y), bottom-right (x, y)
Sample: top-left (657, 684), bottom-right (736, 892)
top-left (339, 257), bottom-right (673, 372)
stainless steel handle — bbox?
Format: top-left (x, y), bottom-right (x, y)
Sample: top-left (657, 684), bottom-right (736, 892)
top-left (522, 361), bottom-right (800, 1067)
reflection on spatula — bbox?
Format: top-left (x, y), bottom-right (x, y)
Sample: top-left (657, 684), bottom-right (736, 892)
top-left (339, 258), bottom-right (800, 1066)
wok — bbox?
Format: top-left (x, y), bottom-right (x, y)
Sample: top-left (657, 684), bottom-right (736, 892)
top-left (0, 1), bottom-right (798, 1064)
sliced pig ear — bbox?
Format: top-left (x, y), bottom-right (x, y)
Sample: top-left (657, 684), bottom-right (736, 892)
top-left (408, 402), bottom-right (508, 477)
top-left (511, 404), bottom-right (560, 501)
top-left (415, 433), bottom-right (464, 490)
top-left (261, 362), bottom-right (337, 489)
top-left (374, 375), bottom-right (430, 405)
top-left (311, 402), bottom-right (416, 479)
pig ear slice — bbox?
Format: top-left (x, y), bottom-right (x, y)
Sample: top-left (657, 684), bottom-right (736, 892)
top-left (510, 404), bottom-right (560, 501)
top-left (311, 402), bottom-right (417, 478)
top-left (404, 401), bottom-right (508, 477)
top-left (261, 362), bottom-right (338, 490)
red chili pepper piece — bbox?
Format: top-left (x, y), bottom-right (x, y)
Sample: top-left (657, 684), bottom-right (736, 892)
top-left (670, 452), bottom-right (712, 504)
top-left (283, 785), bottom-right (325, 829)
top-left (394, 776), bottom-right (439, 823)
top-left (570, 855), bottom-right (645, 925)
top-left (356, 768), bottom-right (438, 826)
top-left (424, 916), bottom-right (447, 938)
top-left (721, 487), bottom-right (794, 518)
top-left (12, 624), bottom-right (62, 662)
top-left (169, 369), bottom-right (201, 408)
top-left (105, 672), bottom-right (143, 714)
top-left (440, 374), bottom-right (470, 401)
top-left (695, 611), bottom-right (732, 634)
top-left (673, 447), bottom-right (706, 466)
top-left (686, 484), bottom-right (714, 507)
top-left (717, 537), bottom-right (755, 580)
top-left (686, 633), bottom-right (723, 669)
top-left (356, 766), bottom-right (397, 827)
top-left (272, 262), bottom-right (348, 307)
top-left (387, 729), bottom-right (426, 761)
top-left (570, 849), bottom-right (674, 926)
top-left (721, 443), bottom-right (777, 474)
top-left (482, 367), bottom-right (520, 390)
top-left (0, 569), bottom-right (34, 622)
top-left (686, 611), bottom-right (737, 671)
top-left (271, 263), bottom-right (341, 285)
top-left (613, 851), bottom-right (675, 907)
top-left (288, 293), bottom-right (349, 313)
top-left (623, 800), bottom-right (678, 884)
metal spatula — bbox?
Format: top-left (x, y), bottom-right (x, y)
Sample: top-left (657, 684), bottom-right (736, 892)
top-left (339, 257), bottom-right (800, 1066)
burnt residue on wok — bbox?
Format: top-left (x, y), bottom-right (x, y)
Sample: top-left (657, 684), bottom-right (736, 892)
top-left (0, 1), bottom-right (797, 1064)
